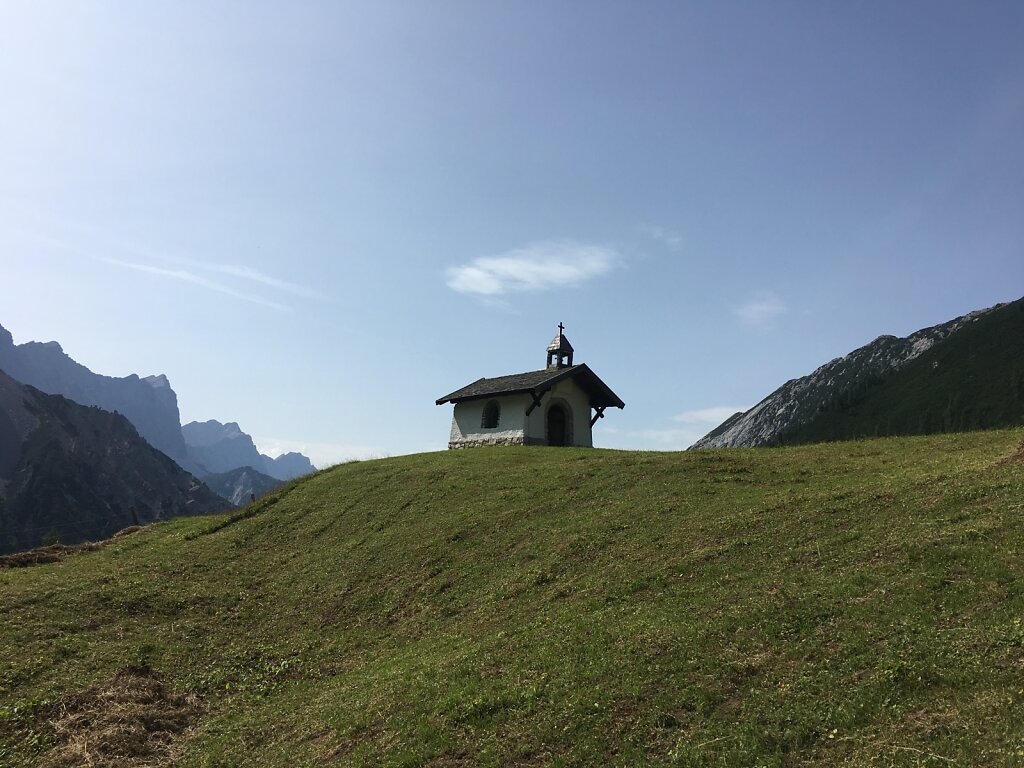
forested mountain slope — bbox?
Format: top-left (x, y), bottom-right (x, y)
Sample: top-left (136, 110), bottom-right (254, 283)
top-left (693, 297), bottom-right (1023, 448)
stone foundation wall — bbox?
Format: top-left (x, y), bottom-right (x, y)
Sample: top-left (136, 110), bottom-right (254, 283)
top-left (449, 435), bottom-right (524, 449)
top-left (448, 435), bottom-right (548, 449)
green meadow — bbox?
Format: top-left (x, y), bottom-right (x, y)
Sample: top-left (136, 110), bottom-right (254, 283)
top-left (3, 430), bottom-right (1024, 766)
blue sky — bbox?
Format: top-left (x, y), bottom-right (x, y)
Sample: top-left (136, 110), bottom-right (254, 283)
top-left (2, 2), bottom-right (1022, 466)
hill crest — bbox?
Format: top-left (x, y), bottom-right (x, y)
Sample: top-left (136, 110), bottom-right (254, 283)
top-left (2, 432), bottom-right (1023, 765)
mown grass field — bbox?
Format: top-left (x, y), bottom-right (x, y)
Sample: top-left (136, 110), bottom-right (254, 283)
top-left (2, 430), bottom-right (1024, 766)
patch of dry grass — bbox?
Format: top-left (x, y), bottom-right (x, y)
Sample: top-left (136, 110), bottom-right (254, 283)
top-left (1001, 439), bottom-right (1024, 464)
top-left (38, 667), bottom-right (199, 768)
top-left (0, 527), bottom-right (144, 569)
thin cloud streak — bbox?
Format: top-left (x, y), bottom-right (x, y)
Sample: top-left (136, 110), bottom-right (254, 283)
top-left (638, 223), bottom-right (683, 251)
top-left (602, 424), bottom-right (705, 450)
top-left (102, 258), bottom-right (291, 311)
top-left (19, 220), bottom-right (317, 309)
top-left (446, 240), bottom-right (618, 296)
top-left (601, 404), bottom-right (751, 451)
top-left (734, 292), bottom-right (788, 326)
top-left (202, 263), bottom-right (321, 299)
top-left (673, 405), bottom-right (749, 425)
top-left (107, 237), bottom-right (320, 301)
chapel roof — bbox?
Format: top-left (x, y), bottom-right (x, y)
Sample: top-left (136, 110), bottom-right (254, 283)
top-left (435, 363), bottom-right (625, 409)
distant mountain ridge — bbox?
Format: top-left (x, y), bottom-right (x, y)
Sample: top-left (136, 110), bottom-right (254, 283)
top-left (0, 322), bottom-right (316, 494)
top-left (182, 420), bottom-right (265, 475)
top-left (267, 451), bottom-right (317, 481)
top-left (0, 370), bottom-right (228, 554)
top-left (0, 324), bottom-right (193, 470)
top-left (203, 466), bottom-right (283, 507)
top-left (182, 420), bottom-right (316, 481)
top-left (692, 297), bottom-right (1024, 448)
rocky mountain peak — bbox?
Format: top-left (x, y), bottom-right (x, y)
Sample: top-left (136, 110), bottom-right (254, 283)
top-left (0, 324), bottom-right (189, 463)
top-left (0, 371), bottom-right (229, 554)
top-left (23, 340), bottom-right (65, 355)
top-left (691, 300), bottom-right (1015, 450)
top-left (181, 419), bottom-right (316, 481)
top-left (143, 374), bottom-right (171, 389)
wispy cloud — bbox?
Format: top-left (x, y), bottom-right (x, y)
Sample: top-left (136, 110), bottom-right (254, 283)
top-left (673, 405), bottom-right (749, 425)
top-left (446, 240), bottom-right (618, 296)
top-left (638, 223), bottom-right (683, 251)
top-left (109, 239), bottom-right (321, 300)
top-left (202, 263), bottom-right (321, 299)
top-left (734, 292), bottom-right (788, 326)
top-left (10, 209), bottom-right (319, 310)
top-left (102, 258), bottom-right (291, 312)
top-left (614, 426), bottom-right (704, 446)
top-left (601, 404), bottom-right (750, 451)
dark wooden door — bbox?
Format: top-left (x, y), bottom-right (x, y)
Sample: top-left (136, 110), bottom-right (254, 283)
top-left (548, 405), bottom-right (567, 446)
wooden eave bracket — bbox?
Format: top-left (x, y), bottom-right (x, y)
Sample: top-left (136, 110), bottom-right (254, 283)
top-left (590, 406), bottom-right (606, 427)
top-left (525, 390), bottom-right (546, 416)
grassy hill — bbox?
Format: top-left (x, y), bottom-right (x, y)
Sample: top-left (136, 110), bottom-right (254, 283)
top-left (2, 432), bottom-right (1024, 766)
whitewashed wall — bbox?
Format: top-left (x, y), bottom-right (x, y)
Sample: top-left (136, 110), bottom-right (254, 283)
top-left (448, 378), bottom-right (595, 448)
top-left (449, 393), bottom-right (531, 446)
top-left (524, 378), bottom-right (593, 447)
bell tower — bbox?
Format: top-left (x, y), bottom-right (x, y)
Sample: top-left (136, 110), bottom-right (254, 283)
top-left (546, 323), bottom-right (574, 369)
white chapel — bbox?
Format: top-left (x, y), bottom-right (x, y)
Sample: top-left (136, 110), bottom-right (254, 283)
top-left (435, 325), bottom-right (625, 449)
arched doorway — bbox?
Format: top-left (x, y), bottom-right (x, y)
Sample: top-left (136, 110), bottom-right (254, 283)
top-left (547, 404), bottom-right (567, 446)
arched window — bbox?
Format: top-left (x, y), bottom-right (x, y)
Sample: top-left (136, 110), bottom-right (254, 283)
top-left (481, 400), bottom-right (501, 429)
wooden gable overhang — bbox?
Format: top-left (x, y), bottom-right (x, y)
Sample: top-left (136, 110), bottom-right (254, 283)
top-left (435, 364), bottom-right (624, 412)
